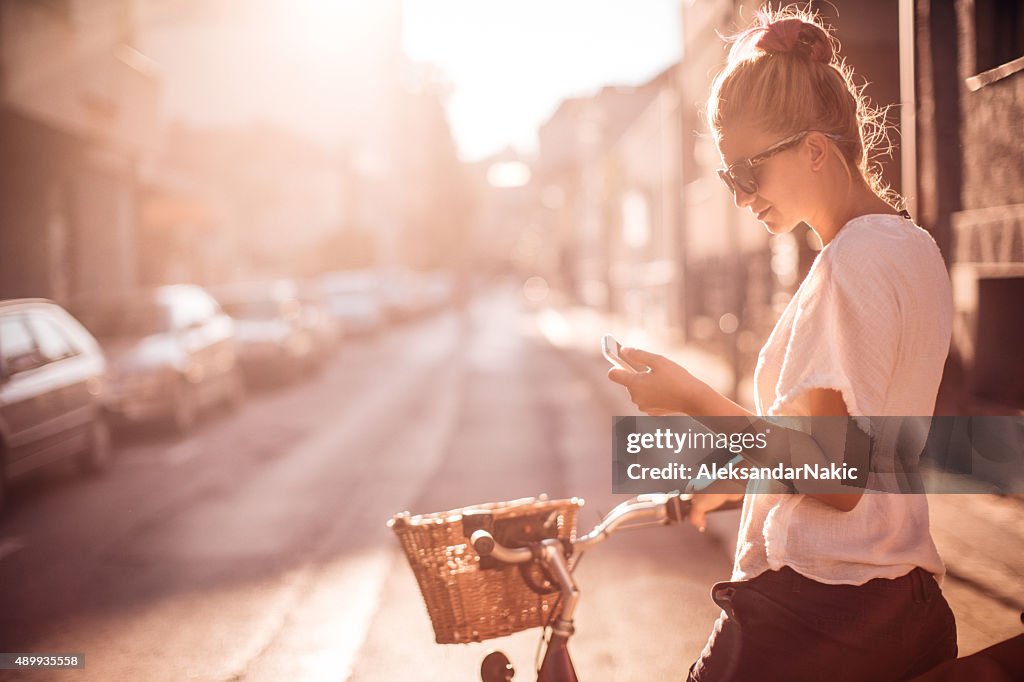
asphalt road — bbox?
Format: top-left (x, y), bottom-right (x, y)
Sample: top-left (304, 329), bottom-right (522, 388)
top-left (1, 286), bottom-right (1018, 681)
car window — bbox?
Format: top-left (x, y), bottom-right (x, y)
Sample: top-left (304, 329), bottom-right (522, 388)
top-left (180, 289), bottom-right (220, 329)
top-left (169, 290), bottom-right (204, 330)
top-left (169, 299), bottom-right (191, 330)
top-left (192, 290), bottom-right (217, 322)
top-left (28, 315), bottom-right (79, 362)
top-left (0, 316), bottom-right (44, 375)
top-left (54, 311), bottom-right (98, 356)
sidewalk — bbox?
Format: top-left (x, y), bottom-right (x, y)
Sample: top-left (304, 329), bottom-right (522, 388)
top-left (535, 300), bottom-right (1024, 654)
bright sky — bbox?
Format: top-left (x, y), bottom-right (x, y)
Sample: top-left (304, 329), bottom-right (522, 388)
top-left (402, 0), bottom-right (682, 161)
top-left (139, 0), bottom-right (681, 163)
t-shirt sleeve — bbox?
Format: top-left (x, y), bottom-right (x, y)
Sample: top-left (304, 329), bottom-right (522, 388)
top-left (769, 239), bottom-right (901, 431)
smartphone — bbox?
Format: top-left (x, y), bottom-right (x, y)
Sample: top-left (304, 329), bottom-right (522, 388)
top-left (602, 334), bottom-right (646, 373)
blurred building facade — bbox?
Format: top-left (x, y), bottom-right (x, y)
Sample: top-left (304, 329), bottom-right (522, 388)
top-left (534, 96), bottom-right (587, 296)
top-left (535, 77), bottom-right (675, 317)
top-left (471, 148), bottom-right (537, 276)
top-left (134, 0), bottom-right (472, 283)
top-left (136, 168), bottom-right (227, 286)
top-left (0, 0), bottom-right (159, 303)
top-left (917, 0), bottom-right (1024, 411)
top-left (146, 123), bottom-right (348, 284)
top-left (393, 69), bottom-right (475, 274)
top-left (134, 0), bottom-right (406, 282)
top-left (598, 69), bottom-right (685, 339)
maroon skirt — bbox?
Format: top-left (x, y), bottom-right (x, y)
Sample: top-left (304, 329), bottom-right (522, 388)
top-left (686, 566), bottom-right (958, 682)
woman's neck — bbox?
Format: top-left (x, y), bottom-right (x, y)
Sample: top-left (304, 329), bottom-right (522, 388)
top-left (810, 185), bottom-right (897, 246)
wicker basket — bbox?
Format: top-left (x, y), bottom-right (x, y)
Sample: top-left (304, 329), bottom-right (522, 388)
top-left (388, 495), bottom-right (584, 644)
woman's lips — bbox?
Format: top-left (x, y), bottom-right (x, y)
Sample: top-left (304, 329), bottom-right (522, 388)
top-left (756, 207), bottom-right (771, 221)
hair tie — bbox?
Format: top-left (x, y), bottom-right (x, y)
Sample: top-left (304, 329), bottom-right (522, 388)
top-left (756, 18), bottom-right (832, 64)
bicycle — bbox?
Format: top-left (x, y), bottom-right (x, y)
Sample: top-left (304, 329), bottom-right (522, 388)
top-left (390, 492), bottom-right (731, 681)
top-left (390, 492), bottom-right (1024, 682)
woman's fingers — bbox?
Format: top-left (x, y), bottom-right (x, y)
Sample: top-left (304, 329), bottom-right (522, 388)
top-left (607, 367), bottom-right (636, 386)
top-left (688, 506), bottom-right (708, 532)
top-left (607, 347), bottom-right (692, 413)
top-left (621, 347), bottom-right (663, 368)
top-left (608, 369), bottom-right (661, 412)
top-left (687, 493), bottom-right (744, 531)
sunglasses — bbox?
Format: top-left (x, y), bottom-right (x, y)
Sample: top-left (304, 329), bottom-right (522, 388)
top-left (717, 130), bottom-right (840, 196)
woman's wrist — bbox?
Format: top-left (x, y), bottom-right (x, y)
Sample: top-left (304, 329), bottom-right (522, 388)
top-left (681, 377), bottom-right (717, 414)
top-left (686, 379), bottom-right (752, 418)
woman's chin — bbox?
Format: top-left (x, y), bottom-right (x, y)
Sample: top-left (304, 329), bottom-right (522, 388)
top-left (763, 219), bottom-right (793, 235)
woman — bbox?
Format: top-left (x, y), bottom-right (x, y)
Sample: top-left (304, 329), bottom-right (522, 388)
top-left (607, 7), bottom-right (958, 681)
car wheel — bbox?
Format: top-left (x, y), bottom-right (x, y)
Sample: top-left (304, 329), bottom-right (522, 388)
top-left (79, 414), bottom-right (113, 474)
top-left (171, 380), bottom-right (199, 434)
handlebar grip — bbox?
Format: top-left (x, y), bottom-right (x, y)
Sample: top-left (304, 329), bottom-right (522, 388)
top-left (666, 495), bottom-right (692, 522)
top-left (665, 494), bottom-right (744, 522)
top-left (471, 529), bottom-right (496, 556)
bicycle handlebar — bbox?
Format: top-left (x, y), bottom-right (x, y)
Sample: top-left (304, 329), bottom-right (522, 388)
top-left (466, 493), bottom-right (746, 647)
top-left (574, 493), bottom-right (690, 551)
top-left (471, 493), bottom-right (741, 562)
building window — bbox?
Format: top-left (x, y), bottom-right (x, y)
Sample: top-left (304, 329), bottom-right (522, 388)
top-left (975, 0), bottom-right (1024, 72)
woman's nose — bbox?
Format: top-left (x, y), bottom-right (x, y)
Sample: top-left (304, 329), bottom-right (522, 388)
top-left (733, 187), bottom-right (757, 208)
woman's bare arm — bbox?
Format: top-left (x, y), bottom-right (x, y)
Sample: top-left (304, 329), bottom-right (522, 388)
top-left (609, 348), bottom-right (863, 512)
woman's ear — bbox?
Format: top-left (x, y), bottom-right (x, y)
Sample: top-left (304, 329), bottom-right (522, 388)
top-left (806, 132), bottom-right (830, 171)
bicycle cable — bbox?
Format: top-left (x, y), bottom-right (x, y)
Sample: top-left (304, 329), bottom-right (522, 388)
top-left (534, 591), bottom-right (561, 675)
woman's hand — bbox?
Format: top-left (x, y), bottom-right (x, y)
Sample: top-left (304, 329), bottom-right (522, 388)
top-left (606, 347), bottom-right (711, 415)
top-left (687, 492), bottom-right (745, 532)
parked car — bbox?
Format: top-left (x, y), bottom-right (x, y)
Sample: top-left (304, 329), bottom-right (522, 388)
top-left (319, 270), bottom-right (384, 335)
top-left (418, 271), bottom-right (455, 313)
top-left (208, 280), bottom-right (317, 383)
top-left (0, 299), bottom-right (112, 512)
top-left (70, 285), bottom-right (243, 433)
top-left (378, 268), bottom-right (422, 322)
top-left (377, 268), bottom-right (453, 322)
top-left (295, 280), bottom-right (341, 362)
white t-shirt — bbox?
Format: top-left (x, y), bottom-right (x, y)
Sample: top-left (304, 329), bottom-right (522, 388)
top-left (733, 213), bottom-right (953, 585)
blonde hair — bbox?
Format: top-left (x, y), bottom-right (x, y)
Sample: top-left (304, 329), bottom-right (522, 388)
top-left (706, 5), bottom-right (902, 209)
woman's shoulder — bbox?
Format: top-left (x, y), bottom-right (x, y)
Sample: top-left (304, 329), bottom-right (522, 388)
top-left (820, 213), bottom-right (945, 279)
top-left (829, 213), bottom-right (940, 258)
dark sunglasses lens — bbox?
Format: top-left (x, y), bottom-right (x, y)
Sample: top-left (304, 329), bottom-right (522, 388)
top-left (719, 168), bottom-right (757, 196)
top-left (733, 167), bottom-right (758, 195)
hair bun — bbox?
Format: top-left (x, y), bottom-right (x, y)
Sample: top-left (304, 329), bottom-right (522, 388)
top-left (756, 18), bottom-right (833, 63)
